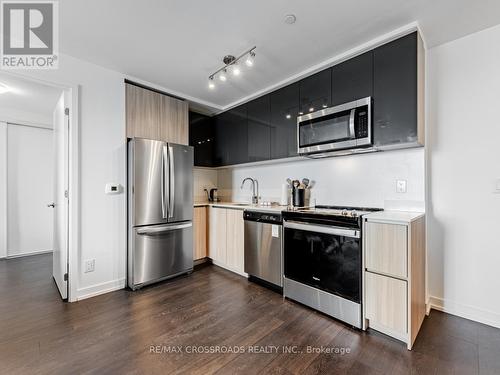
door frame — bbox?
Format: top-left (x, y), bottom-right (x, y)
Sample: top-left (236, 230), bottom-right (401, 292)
top-left (2, 71), bottom-right (80, 302)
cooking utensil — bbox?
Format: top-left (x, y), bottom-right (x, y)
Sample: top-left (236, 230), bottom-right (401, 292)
top-left (286, 178), bottom-right (293, 187)
top-left (302, 178), bottom-right (310, 188)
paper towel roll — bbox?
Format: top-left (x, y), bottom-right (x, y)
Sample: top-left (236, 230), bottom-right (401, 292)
top-left (280, 183), bottom-right (289, 206)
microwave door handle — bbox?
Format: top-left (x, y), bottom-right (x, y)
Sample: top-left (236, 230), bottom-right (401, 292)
top-left (349, 109), bottom-right (356, 139)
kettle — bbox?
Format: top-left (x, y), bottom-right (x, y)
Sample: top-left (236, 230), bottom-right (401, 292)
top-left (209, 188), bottom-right (219, 202)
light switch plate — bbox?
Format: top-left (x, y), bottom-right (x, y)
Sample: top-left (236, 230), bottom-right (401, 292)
top-left (105, 183), bottom-right (122, 195)
top-left (84, 259), bottom-right (95, 273)
top-left (396, 180), bottom-right (407, 193)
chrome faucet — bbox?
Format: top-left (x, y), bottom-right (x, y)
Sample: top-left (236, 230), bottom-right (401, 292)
top-left (241, 177), bottom-right (259, 204)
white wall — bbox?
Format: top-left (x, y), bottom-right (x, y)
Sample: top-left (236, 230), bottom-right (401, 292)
top-left (0, 122), bottom-right (7, 258)
top-left (0, 107), bottom-right (52, 128)
top-left (6, 124), bottom-right (54, 257)
top-left (427, 24), bottom-right (500, 328)
top-left (218, 148), bottom-right (425, 211)
top-left (19, 53), bottom-right (127, 300)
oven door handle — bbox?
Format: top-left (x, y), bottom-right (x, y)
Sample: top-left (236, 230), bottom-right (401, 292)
top-left (284, 221), bottom-right (360, 238)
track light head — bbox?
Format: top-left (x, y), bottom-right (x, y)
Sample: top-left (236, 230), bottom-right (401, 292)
top-left (208, 47), bottom-right (256, 89)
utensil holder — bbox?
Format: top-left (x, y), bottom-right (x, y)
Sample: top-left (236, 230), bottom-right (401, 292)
top-left (292, 188), bottom-right (305, 207)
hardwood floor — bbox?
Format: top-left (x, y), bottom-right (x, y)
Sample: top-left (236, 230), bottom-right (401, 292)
top-left (1, 254), bottom-right (500, 374)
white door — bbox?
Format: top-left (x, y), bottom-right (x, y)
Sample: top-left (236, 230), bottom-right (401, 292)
top-left (52, 92), bottom-right (69, 299)
top-left (7, 124), bottom-right (54, 257)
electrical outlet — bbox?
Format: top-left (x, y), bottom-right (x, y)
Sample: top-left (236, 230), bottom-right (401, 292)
top-left (396, 180), bottom-right (407, 193)
top-left (84, 259), bottom-right (95, 273)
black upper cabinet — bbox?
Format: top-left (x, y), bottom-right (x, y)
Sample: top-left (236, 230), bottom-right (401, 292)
top-left (214, 104), bottom-right (248, 166)
top-left (332, 51), bottom-right (373, 106)
top-left (208, 32), bottom-right (420, 166)
top-left (373, 32), bottom-right (418, 147)
top-left (189, 111), bottom-right (214, 167)
top-left (299, 69), bottom-right (332, 115)
top-left (270, 82), bottom-right (300, 159)
top-left (213, 112), bottom-right (228, 166)
top-left (230, 104), bottom-right (249, 165)
top-left (247, 95), bottom-right (271, 162)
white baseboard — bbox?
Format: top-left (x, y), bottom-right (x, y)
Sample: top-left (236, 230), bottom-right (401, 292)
top-left (76, 278), bottom-right (126, 301)
top-left (429, 296), bottom-right (500, 329)
top-left (6, 249), bottom-right (53, 259)
top-left (211, 259), bottom-right (248, 278)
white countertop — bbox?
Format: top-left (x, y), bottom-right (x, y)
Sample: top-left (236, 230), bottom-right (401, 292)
top-left (194, 202), bottom-right (210, 207)
top-left (363, 210), bottom-right (425, 224)
top-left (194, 202), bottom-right (287, 212)
top-left (195, 204), bottom-right (425, 220)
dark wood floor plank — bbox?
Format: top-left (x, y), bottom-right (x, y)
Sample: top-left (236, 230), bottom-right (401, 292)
top-left (1, 254), bottom-right (499, 375)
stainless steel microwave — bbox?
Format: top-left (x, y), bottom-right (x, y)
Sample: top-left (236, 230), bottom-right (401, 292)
top-left (297, 96), bottom-right (372, 155)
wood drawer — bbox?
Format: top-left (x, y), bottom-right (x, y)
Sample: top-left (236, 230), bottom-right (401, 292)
top-left (365, 271), bottom-right (407, 335)
top-left (365, 222), bottom-right (407, 278)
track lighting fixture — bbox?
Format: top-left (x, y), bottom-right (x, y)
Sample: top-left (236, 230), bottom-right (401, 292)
top-left (207, 46), bottom-right (256, 90)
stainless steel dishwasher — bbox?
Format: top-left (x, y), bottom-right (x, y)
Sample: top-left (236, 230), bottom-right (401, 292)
top-left (243, 210), bottom-right (283, 289)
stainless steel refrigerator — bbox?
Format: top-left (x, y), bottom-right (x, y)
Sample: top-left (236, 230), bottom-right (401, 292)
top-left (128, 138), bottom-right (194, 290)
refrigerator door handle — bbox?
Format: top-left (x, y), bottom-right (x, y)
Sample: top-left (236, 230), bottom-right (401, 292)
top-left (136, 222), bottom-right (192, 235)
top-left (161, 145), bottom-right (169, 219)
top-left (161, 146), bottom-right (165, 218)
top-left (168, 145), bottom-right (175, 219)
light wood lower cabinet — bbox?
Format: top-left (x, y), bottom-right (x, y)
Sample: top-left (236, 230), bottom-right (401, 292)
top-left (363, 214), bottom-right (426, 350)
top-left (365, 272), bottom-right (407, 338)
top-left (365, 222), bottom-right (407, 278)
top-left (225, 209), bottom-right (245, 273)
top-left (209, 206), bottom-right (227, 263)
top-left (208, 207), bottom-right (245, 275)
top-left (193, 207), bottom-right (207, 260)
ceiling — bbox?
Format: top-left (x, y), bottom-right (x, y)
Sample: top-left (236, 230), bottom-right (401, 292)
top-left (0, 73), bottom-right (63, 123)
top-left (59, 0), bottom-right (500, 111)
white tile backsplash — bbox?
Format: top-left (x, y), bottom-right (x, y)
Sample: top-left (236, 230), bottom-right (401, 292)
top-left (216, 148), bottom-right (425, 210)
top-left (193, 168), bottom-right (218, 202)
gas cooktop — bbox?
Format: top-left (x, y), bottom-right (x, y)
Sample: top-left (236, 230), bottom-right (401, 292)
top-left (290, 205), bottom-right (383, 218)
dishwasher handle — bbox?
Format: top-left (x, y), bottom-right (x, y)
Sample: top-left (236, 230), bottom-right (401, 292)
top-left (243, 211), bottom-right (282, 225)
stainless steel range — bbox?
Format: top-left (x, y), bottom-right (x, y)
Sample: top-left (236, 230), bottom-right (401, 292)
top-left (282, 205), bottom-right (382, 328)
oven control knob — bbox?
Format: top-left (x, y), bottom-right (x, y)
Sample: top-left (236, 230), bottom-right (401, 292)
top-left (351, 210), bottom-right (358, 217)
top-left (342, 209), bottom-right (348, 216)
